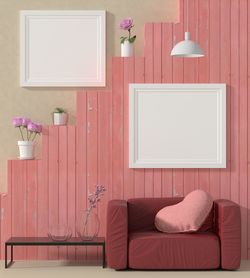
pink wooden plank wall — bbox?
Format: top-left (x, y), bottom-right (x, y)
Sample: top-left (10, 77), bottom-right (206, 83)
top-left (1, 0), bottom-right (250, 260)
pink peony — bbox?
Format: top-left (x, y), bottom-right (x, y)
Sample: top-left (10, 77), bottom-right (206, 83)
top-left (27, 122), bottom-right (42, 133)
top-left (22, 117), bottom-right (31, 127)
top-left (13, 115), bottom-right (42, 141)
top-left (119, 17), bottom-right (133, 30)
top-left (36, 124), bottom-right (42, 133)
top-left (12, 117), bottom-right (23, 127)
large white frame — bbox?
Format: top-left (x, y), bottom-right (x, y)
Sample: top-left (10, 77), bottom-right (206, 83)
top-left (20, 10), bottom-right (106, 87)
top-left (129, 83), bottom-right (226, 168)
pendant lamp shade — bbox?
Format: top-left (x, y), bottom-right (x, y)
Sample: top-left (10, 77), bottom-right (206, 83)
top-left (171, 32), bottom-right (204, 58)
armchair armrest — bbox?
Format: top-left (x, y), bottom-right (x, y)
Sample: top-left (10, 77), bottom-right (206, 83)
top-left (106, 200), bottom-right (128, 269)
top-left (214, 199), bottom-right (241, 270)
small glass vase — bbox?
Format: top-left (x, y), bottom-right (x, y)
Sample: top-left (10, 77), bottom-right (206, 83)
top-left (77, 209), bottom-right (100, 241)
top-left (48, 224), bottom-right (72, 242)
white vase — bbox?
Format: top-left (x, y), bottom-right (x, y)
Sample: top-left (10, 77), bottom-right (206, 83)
top-left (53, 112), bottom-right (68, 125)
top-left (18, 141), bottom-right (34, 160)
top-left (121, 41), bottom-right (134, 57)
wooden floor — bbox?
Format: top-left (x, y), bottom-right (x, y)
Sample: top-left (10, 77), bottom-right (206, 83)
top-left (0, 260), bottom-right (250, 278)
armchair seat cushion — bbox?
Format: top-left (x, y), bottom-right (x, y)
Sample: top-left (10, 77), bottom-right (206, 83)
top-left (128, 231), bottom-right (220, 269)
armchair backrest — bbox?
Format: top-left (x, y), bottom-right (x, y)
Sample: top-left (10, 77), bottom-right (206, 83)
top-left (127, 197), bottom-right (183, 232)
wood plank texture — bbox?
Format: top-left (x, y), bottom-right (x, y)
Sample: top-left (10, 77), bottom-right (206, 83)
top-left (48, 126), bottom-right (59, 260)
top-left (0, 161), bottom-right (12, 259)
top-left (123, 58), bottom-right (135, 200)
top-left (183, 0), bottom-right (198, 196)
top-left (76, 93), bottom-right (87, 261)
top-left (37, 127), bottom-right (49, 259)
top-left (220, 0), bottom-right (231, 200)
top-left (197, 0), bottom-right (210, 194)
top-left (26, 160), bottom-right (38, 259)
top-left (12, 160), bottom-right (27, 259)
top-left (86, 91), bottom-right (98, 261)
top-left (172, 1), bottom-right (184, 198)
top-left (144, 23), bottom-right (154, 197)
top-left (112, 58), bottom-right (124, 200)
top-left (58, 126), bottom-right (68, 259)
top-left (230, 0), bottom-right (240, 205)
top-left (209, 0), bottom-right (221, 200)
top-left (67, 126), bottom-right (76, 260)
top-left (134, 57), bottom-right (145, 198)
top-left (2, 0), bottom-right (250, 261)
top-left (239, 0), bottom-right (248, 260)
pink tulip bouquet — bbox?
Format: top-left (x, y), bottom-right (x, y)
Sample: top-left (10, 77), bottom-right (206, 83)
top-left (12, 117), bottom-right (42, 141)
top-left (119, 17), bottom-right (136, 44)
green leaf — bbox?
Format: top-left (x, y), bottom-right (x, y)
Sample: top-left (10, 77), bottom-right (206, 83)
top-left (128, 35), bottom-right (136, 43)
top-left (120, 37), bottom-right (127, 44)
top-left (54, 107), bottom-right (66, 113)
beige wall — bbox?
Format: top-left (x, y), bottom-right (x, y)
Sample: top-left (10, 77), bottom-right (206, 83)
top-left (0, 0), bottom-right (178, 192)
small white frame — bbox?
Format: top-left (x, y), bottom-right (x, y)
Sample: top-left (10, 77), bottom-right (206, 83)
top-left (20, 10), bottom-right (106, 87)
top-left (129, 83), bottom-right (226, 168)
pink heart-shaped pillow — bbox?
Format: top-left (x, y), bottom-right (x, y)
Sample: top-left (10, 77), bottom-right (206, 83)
top-left (155, 190), bottom-right (213, 233)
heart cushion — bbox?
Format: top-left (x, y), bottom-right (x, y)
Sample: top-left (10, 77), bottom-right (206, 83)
top-left (155, 190), bottom-right (213, 233)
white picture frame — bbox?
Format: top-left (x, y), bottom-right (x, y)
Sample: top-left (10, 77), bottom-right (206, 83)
top-left (20, 10), bottom-right (106, 87)
top-left (129, 83), bottom-right (226, 168)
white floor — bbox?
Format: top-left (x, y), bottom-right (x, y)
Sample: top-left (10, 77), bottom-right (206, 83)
top-left (0, 260), bottom-right (250, 278)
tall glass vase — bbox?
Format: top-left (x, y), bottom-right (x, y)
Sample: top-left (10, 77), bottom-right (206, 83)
top-left (76, 209), bottom-right (100, 241)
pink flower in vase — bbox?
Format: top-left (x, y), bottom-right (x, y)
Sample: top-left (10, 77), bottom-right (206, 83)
top-left (27, 122), bottom-right (42, 141)
top-left (22, 117), bottom-right (31, 127)
top-left (119, 17), bottom-right (136, 44)
top-left (13, 116), bottom-right (42, 142)
top-left (12, 117), bottom-right (23, 127)
top-left (119, 17), bottom-right (133, 30)
top-left (27, 122), bottom-right (42, 133)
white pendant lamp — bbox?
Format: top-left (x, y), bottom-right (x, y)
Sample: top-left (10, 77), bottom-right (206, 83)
top-left (171, 0), bottom-right (204, 58)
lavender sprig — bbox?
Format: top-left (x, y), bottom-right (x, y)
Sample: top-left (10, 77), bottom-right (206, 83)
top-left (87, 184), bottom-right (106, 212)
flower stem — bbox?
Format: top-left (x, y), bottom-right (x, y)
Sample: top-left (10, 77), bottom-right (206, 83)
top-left (84, 207), bottom-right (92, 226)
top-left (128, 28), bottom-right (131, 40)
top-left (18, 127), bottom-right (24, 140)
top-left (32, 133), bottom-right (37, 141)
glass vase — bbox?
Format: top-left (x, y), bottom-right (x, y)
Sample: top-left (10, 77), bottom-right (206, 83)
top-left (48, 224), bottom-right (72, 242)
top-left (77, 209), bottom-right (100, 241)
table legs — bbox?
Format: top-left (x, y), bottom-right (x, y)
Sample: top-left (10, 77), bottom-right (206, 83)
top-left (5, 244), bottom-right (14, 269)
top-left (102, 243), bottom-right (106, 268)
top-left (4, 243), bottom-right (105, 268)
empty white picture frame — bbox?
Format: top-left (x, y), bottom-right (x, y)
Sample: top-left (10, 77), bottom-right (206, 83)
top-left (129, 84), bottom-right (226, 168)
top-left (20, 10), bottom-right (106, 87)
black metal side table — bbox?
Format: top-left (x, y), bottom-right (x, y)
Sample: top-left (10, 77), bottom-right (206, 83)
top-left (5, 237), bottom-right (106, 268)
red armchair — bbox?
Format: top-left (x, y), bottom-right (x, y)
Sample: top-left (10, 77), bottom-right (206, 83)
top-left (106, 198), bottom-right (241, 270)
